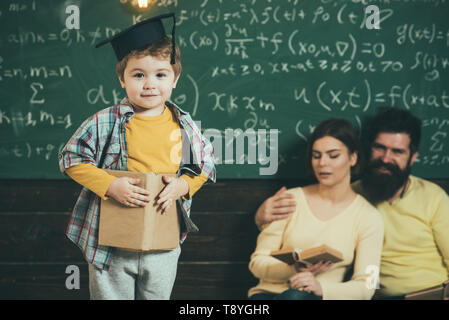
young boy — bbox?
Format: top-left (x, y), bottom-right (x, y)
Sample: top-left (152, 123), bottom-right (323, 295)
top-left (58, 13), bottom-right (216, 300)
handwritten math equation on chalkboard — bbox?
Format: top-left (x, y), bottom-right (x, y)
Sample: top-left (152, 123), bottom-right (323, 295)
top-left (0, 0), bottom-right (448, 178)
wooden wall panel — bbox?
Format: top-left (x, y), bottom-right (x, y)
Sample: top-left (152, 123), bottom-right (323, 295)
top-left (0, 212), bottom-right (259, 262)
top-left (0, 263), bottom-right (257, 300)
top-left (0, 179), bottom-right (447, 300)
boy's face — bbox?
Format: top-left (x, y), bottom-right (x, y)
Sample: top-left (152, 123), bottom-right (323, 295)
top-left (119, 55), bottom-right (179, 116)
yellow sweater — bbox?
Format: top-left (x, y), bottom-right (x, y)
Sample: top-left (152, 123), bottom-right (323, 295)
top-left (66, 106), bottom-right (208, 200)
top-left (353, 176), bottom-right (449, 296)
top-left (249, 187), bottom-right (384, 300)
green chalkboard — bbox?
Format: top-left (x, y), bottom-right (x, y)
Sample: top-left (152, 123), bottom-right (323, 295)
top-left (1, 0), bottom-right (448, 179)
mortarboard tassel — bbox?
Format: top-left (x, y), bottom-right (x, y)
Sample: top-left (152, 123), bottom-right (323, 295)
top-left (170, 13), bottom-right (176, 65)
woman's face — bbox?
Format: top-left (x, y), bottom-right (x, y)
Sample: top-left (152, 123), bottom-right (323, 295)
top-left (311, 136), bottom-right (357, 187)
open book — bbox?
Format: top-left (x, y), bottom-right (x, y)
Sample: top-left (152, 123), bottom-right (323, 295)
top-left (405, 280), bottom-right (449, 300)
top-left (271, 244), bottom-right (343, 267)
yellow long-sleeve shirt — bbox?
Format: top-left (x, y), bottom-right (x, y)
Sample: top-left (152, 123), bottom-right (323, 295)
top-left (353, 176), bottom-right (449, 296)
top-left (66, 106), bottom-right (207, 200)
top-left (249, 187), bottom-right (384, 300)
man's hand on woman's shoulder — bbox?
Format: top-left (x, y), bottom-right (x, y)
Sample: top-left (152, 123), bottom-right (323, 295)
top-left (255, 186), bottom-right (297, 229)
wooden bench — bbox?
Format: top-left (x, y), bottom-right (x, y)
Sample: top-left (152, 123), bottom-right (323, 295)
top-left (1, 178), bottom-right (448, 299)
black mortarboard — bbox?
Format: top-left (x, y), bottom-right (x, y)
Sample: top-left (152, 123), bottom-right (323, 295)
top-left (95, 13), bottom-right (176, 64)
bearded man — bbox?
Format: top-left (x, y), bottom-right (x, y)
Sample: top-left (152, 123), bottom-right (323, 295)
top-left (352, 107), bottom-right (449, 299)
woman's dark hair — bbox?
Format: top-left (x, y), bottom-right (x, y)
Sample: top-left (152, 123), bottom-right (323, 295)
top-left (305, 118), bottom-right (363, 179)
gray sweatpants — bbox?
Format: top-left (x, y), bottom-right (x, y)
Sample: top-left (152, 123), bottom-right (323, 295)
top-left (88, 247), bottom-right (181, 300)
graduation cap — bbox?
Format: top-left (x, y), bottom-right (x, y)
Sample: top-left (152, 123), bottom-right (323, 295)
top-left (95, 13), bottom-right (176, 64)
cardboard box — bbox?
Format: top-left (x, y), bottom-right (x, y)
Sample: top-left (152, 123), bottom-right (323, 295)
top-left (99, 170), bottom-right (180, 251)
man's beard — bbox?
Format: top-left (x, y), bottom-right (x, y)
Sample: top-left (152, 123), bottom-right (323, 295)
top-left (361, 159), bottom-right (412, 205)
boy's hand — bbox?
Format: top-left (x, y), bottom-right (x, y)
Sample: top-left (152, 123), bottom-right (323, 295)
top-left (106, 177), bottom-right (151, 207)
top-left (157, 176), bottom-right (189, 212)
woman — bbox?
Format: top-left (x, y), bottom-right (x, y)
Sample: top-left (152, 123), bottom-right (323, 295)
top-left (248, 119), bottom-right (384, 300)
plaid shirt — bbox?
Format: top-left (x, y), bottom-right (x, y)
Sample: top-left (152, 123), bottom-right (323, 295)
top-left (58, 98), bottom-right (216, 270)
